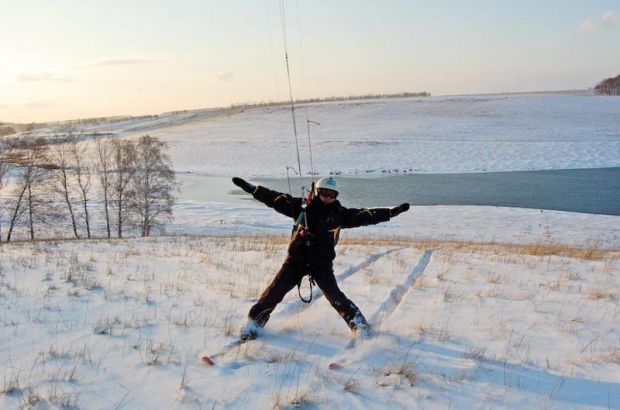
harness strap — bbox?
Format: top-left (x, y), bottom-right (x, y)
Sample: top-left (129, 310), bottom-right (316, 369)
top-left (297, 275), bottom-right (315, 303)
top-left (295, 184), bottom-right (316, 304)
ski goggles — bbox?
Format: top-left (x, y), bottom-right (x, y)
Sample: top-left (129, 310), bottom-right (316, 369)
top-left (318, 188), bottom-right (338, 199)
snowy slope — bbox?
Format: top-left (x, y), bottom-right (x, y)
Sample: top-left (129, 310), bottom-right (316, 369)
top-left (123, 93), bottom-right (620, 177)
top-left (17, 92), bottom-right (620, 178)
top-left (0, 237), bottom-right (618, 409)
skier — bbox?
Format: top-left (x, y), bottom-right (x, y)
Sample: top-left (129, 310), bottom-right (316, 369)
top-left (232, 176), bottom-right (410, 341)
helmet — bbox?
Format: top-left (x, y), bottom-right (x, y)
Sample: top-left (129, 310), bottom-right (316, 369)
top-left (315, 177), bottom-right (338, 194)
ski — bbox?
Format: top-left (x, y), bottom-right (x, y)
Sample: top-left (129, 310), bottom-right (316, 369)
top-left (200, 335), bottom-right (256, 367)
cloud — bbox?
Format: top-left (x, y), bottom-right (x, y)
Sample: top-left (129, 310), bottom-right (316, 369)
top-left (577, 17), bottom-right (595, 32)
top-left (577, 11), bottom-right (616, 32)
top-left (216, 71), bottom-right (235, 82)
top-left (17, 74), bottom-right (75, 83)
top-left (601, 10), bottom-right (617, 25)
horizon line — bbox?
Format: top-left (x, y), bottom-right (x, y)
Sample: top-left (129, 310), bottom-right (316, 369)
top-left (1, 88), bottom-right (592, 126)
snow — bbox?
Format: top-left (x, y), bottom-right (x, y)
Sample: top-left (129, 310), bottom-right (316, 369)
top-left (117, 93), bottom-right (620, 178)
top-left (0, 237), bottom-right (618, 409)
top-left (23, 93), bottom-right (620, 178)
top-left (170, 201), bottom-right (620, 249)
top-left (1, 92), bottom-right (619, 409)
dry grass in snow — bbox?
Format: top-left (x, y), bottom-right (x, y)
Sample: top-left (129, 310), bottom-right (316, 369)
top-left (0, 235), bottom-right (618, 409)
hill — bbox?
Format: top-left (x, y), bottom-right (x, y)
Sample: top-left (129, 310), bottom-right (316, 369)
top-left (0, 235), bottom-right (618, 409)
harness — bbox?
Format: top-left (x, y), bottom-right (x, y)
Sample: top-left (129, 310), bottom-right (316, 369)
top-left (295, 183), bottom-right (316, 303)
top-left (298, 274), bottom-right (315, 303)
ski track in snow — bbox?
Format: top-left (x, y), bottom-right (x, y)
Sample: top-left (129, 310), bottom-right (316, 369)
top-left (246, 246), bottom-right (434, 407)
top-left (206, 247), bottom-right (407, 369)
top-left (344, 249), bottom-right (434, 350)
top-left (368, 249), bottom-right (434, 329)
top-left (217, 249), bottom-right (433, 363)
top-left (277, 247), bottom-right (403, 316)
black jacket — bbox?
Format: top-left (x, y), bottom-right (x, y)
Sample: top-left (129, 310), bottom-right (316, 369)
top-left (252, 185), bottom-right (392, 265)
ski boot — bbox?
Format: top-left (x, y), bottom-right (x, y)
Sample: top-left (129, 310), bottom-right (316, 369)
top-left (239, 318), bottom-right (261, 342)
top-left (349, 312), bottom-right (371, 340)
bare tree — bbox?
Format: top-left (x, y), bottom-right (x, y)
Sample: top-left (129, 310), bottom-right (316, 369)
top-left (50, 143), bottom-right (80, 238)
top-left (0, 138), bottom-right (13, 241)
top-left (129, 135), bottom-right (176, 237)
top-left (0, 138), bottom-right (9, 186)
top-left (6, 179), bottom-right (27, 242)
top-left (69, 139), bottom-right (92, 238)
top-left (110, 138), bottom-right (136, 238)
top-left (96, 139), bottom-right (113, 238)
top-left (6, 145), bottom-right (51, 241)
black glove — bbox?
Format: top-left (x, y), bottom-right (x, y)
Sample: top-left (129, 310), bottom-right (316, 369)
top-left (232, 177), bottom-right (256, 194)
top-left (390, 203), bottom-right (410, 217)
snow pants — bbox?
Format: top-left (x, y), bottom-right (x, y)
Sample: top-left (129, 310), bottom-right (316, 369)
top-left (248, 259), bottom-right (365, 329)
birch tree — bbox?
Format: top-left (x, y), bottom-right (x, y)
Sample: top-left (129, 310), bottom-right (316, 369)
top-left (110, 138), bottom-right (136, 238)
top-left (50, 143), bottom-right (79, 238)
top-left (129, 135), bottom-right (176, 237)
top-left (6, 145), bottom-right (51, 241)
top-left (96, 139), bottom-right (113, 238)
top-left (0, 138), bottom-right (12, 241)
top-left (0, 138), bottom-right (9, 187)
top-left (69, 139), bottom-right (92, 238)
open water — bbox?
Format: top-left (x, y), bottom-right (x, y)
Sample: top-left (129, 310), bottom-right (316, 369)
top-left (254, 167), bottom-right (620, 216)
top-left (177, 167), bottom-right (620, 216)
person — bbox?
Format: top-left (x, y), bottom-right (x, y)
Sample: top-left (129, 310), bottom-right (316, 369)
top-left (232, 176), bottom-right (410, 340)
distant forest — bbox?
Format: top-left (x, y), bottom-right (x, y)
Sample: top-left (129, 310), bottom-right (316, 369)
top-left (594, 74), bottom-right (620, 95)
top-left (230, 92), bottom-right (431, 109)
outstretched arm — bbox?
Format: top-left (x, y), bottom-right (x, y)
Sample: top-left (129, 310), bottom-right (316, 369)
top-left (232, 177), bottom-right (256, 194)
top-left (341, 203), bottom-right (410, 229)
top-left (232, 177), bottom-right (302, 219)
top-left (389, 203), bottom-right (409, 217)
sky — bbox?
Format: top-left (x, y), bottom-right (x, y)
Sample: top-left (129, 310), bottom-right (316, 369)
top-left (0, 0), bottom-right (618, 123)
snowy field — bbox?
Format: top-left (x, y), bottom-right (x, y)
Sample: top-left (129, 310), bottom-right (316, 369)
top-left (118, 92), bottom-right (620, 178)
top-left (0, 237), bottom-right (618, 409)
top-left (24, 92), bottom-right (620, 178)
top-left (1, 92), bottom-right (619, 408)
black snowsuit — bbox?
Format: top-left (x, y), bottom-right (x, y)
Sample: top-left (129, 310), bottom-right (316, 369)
top-left (248, 185), bottom-right (392, 329)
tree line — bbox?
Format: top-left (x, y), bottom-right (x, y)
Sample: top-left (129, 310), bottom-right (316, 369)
top-left (594, 74), bottom-right (620, 96)
top-left (230, 91), bottom-right (431, 110)
top-left (0, 135), bottom-right (176, 242)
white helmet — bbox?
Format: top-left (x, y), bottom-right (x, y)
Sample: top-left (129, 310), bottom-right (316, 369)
top-left (315, 176), bottom-right (338, 194)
